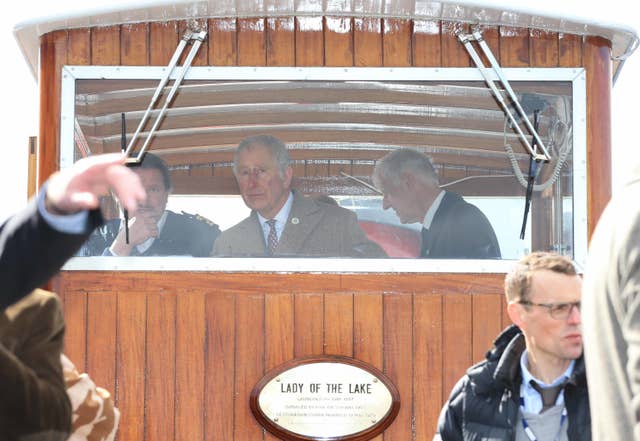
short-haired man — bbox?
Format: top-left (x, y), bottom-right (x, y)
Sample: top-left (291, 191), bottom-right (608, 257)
top-left (79, 153), bottom-right (220, 257)
top-left (212, 135), bottom-right (386, 257)
top-left (435, 252), bottom-right (590, 440)
top-left (372, 148), bottom-right (500, 259)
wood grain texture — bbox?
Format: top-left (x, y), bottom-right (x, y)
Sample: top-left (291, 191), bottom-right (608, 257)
top-left (116, 291), bottom-right (147, 441)
top-left (86, 292), bottom-right (117, 394)
top-left (354, 18), bottom-right (382, 66)
top-left (238, 18), bottom-right (266, 66)
top-left (92, 26), bottom-right (120, 65)
top-left (296, 16), bottom-right (324, 66)
top-left (121, 23), bottom-right (149, 65)
top-left (584, 36), bottom-right (612, 237)
top-left (145, 292), bottom-right (176, 441)
top-left (325, 17), bottom-right (354, 66)
top-left (175, 291), bottom-right (206, 441)
top-left (383, 19), bottom-right (412, 66)
top-left (267, 17), bottom-right (295, 66)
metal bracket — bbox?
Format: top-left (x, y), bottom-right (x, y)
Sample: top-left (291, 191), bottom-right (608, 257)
top-left (458, 30), bottom-right (551, 162)
top-left (124, 29), bottom-right (207, 163)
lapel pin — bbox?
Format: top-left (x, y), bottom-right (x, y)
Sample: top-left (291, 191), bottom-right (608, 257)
top-left (291, 217), bottom-right (300, 225)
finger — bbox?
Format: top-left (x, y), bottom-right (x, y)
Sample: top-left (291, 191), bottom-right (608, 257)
top-left (106, 166), bottom-right (146, 212)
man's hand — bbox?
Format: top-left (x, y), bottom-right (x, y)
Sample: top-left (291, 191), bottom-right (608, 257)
top-left (44, 153), bottom-right (146, 215)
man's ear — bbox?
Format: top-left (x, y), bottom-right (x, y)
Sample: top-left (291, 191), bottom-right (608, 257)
top-left (283, 166), bottom-right (293, 188)
top-left (507, 301), bottom-right (525, 327)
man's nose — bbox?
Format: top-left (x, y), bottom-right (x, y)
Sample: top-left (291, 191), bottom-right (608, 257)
top-left (567, 302), bottom-right (581, 324)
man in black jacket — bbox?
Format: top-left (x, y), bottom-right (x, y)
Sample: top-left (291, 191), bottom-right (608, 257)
top-left (78, 153), bottom-right (220, 257)
top-left (372, 148), bottom-right (500, 259)
top-left (435, 252), bottom-right (589, 440)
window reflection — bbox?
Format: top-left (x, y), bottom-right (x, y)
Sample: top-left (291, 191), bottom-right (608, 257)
top-left (67, 69), bottom-right (577, 263)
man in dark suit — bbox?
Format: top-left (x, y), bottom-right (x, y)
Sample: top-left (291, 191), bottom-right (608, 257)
top-left (78, 153), bottom-right (220, 257)
top-left (1, 153), bottom-right (146, 310)
top-left (372, 148), bottom-right (500, 259)
top-left (212, 135), bottom-right (385, 257)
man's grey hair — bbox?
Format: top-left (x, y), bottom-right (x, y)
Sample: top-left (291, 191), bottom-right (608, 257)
top-left (233, 134), bottom-right (291, 178)
top-left (372, 148), bottom-right (439, 190)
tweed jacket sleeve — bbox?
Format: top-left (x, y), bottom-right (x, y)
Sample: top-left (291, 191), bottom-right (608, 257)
top-left (0, 289), bottom-right (71, 441)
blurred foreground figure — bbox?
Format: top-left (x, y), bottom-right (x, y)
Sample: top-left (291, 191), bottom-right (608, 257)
top-left (0, 153), bottom-right (145, 310)
top-left (583, 164), bottom-right (640, 441)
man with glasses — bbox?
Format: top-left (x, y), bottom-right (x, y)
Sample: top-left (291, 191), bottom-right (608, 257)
top-left (434, 251), bottom-right (590, 440)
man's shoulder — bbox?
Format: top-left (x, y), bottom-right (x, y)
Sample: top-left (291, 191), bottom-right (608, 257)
top-left (167, 210), bottom-right (220, 230)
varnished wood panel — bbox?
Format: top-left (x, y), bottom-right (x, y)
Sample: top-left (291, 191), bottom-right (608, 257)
top-left (235, 293), bottom-right (265, 440)
top-left (324, 293), bottom-right (354, 356)
top-left (472, 294), bottom-right (504, 363)
top-left (38, 30), bottom-right (67, 186)
top-left (61, 291), bottom-right (87, 371)
top-left (383, 293), bottom-right (413, 440)
top-left (442, 294), bottom-right (472, 396)
top-left (413, 20), bottom-right (441, 66)
top-left (559, 33), bottom-right (583, 67)
top-left (238, 18), bottom-right (266, 66)
top-left (149, 21), bottom-right (179, 65)
top-left (530, 29), bottom-right (559, 67)
top-left (414, 294), bottom-right (443, 440)
top-left (295, 293), bottom-right (324, 356)
top-left (116, 291), bottom-right (146, 441)
top-left (441, 21), bottom-right (470, 67)
top-left (354, 18), bottom-right (382, 66)
top-left (500, 26), bottom-right (530, 67)
top-left (209, 18), bottom-right (237, 66)
top-left (175, 291), bottom-right (206, 441)
top-left (86, 292), bottom-right (117, 395)
top-left (67, 28), bottom-right (91, 65)
top-left (267, 17), bottom-right (295, 66)
top-left (585, 36), bottom-right (612, 236)
top-left (205, 291), bottom-right (235, 441)
top-left (121, 23), bottom-right (149, 65)
top-left (383, 19), bottom-right (412, 66)
top-left (296, 16), bottom-right (324, 66)
top-left (145, 292), bottom-right (176, 441)
top-left (325, 17), bottom-right (354, 66)
top-left (92, 26), bottom-right (120, 65)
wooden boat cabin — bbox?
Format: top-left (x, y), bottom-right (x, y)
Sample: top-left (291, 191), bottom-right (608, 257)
top-left (13, 0), bottom-right (638, 439)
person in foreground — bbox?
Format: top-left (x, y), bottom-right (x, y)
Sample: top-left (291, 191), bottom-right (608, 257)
top-left (0, 153), bottom-right (145, 310)
top-left (582, 163), bottom-right (640, 441)
top-left (212, 134), bottom-right (386, 257)
top-left (435, 251), bottom-right (589, 440)
top-left (372, 148), bottom-right (500, 259)
top-left (78, 153), bottom-right (220, 257)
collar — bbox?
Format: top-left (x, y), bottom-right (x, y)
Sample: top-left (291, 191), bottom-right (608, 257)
top-left (257, 191), bottom-right (293, 239)
top-left (422, 190), bottom-right (445, 229)
top-left (519, 349), bottom-right (575, 413)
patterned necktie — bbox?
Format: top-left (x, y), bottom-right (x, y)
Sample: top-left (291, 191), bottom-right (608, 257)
top-left (266, 219), bottom-right (278, 255)
top-left (530, 380), bottom-right (566, 413)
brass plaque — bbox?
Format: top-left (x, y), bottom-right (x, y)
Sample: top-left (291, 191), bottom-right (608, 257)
top-left (250, 356), bottom-right (400, 441)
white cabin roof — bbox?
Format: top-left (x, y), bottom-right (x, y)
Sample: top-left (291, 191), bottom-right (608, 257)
top-left (13, 0), bottom-right (639, 78)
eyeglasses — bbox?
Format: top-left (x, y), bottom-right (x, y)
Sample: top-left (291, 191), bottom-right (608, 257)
top-left (518, 300), bottom-right (581, 320)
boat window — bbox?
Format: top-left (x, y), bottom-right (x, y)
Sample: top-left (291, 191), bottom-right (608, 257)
top-left (60, 66), bottom-right (586, 272)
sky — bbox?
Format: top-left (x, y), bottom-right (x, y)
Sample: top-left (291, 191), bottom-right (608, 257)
top-left (0, 0), bottom-right (638, 222)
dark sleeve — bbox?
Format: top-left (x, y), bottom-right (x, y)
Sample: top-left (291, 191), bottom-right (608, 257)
top-left (0, 292), bottom-right (71, 440)
top-left (435, 376), bottom-right (467, 441)
top-left (0, 198), bottom-right (102, 309)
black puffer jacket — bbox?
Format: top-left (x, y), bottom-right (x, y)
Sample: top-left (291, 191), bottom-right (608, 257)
top-left (435, 325), bottom-right (591, 441)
